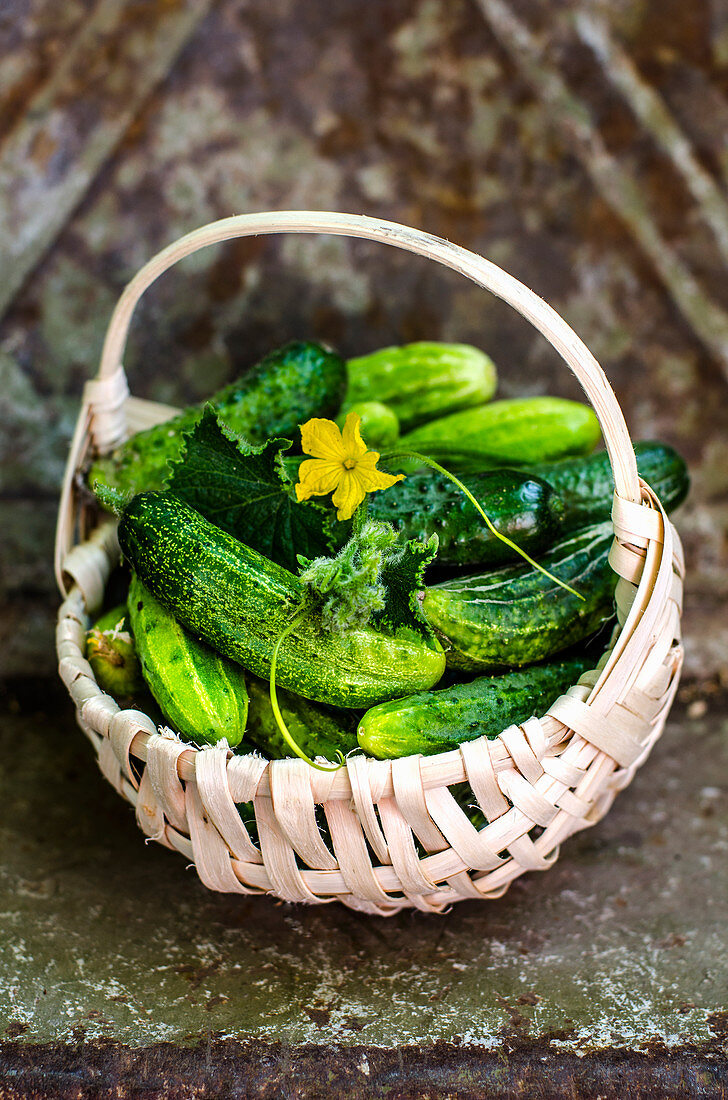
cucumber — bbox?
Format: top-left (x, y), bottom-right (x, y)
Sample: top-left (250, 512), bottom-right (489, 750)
top-left (358, 653), bottom-right (594, 758)
top-left (118, 493), bottom-right (446, 708)
top-left (128, 574), bottom-right (249, 747)
top-left (367, 469), bottom-right (563, 568)
top-left (245, 677), bottom-right (358, 761)
top-left (346, 343), bottom-right (497, 431)
top-left (400, 397), bottom-right (601, 468)
top-left (86, 604), bottom-right (145, 699)
top-left (527, 441), bottom-right (689, 532)
top-left (336, 401), bottom-right (399, 448)
top-left (88, 341), bottom-right (346, 499)
top-left (423, 522), bottom-right (615, 670)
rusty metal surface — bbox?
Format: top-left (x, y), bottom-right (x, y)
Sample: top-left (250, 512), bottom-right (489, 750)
top-left (1, 682), bottom-right (727, 1078)
top-left (1, 1036), bottom-right (727, 1098)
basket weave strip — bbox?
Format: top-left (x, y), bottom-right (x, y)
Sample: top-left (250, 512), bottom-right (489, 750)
top-left (54, 212), bottom-right (684, 912)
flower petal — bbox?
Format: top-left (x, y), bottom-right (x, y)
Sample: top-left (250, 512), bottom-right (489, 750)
top-left (331, 470), bottom-right (367, 521)
top-left (340, 411), bottom-right (368, 460)
top-left (352, 464), bottom-right (405, 493)
top-left (295, 458), bottom-right (343, 500)
top-left (300, 418), bottom-right (346, 461)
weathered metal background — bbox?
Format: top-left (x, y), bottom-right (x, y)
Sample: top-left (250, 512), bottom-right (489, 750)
top-left (1, 1), bottom-right (727, 1094)
top-left (0, 0), bottom-right (726, 684)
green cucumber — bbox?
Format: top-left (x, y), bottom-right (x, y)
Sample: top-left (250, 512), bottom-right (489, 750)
top-left (346, 343), bottom-right (497, 431)
top-left (245, 677), bottom-right (358, 761)
top-left (118, 493), bottom-right (445, 709)
top-left (527, 441), bottom-right (689, 532)
top-left (423, 522), bottom-right (615, 670)
top-left (368, 469), bottom-right (563, 568)
top-left (336, 401), bottom-right (399, 448)
top-left (358, 653), bottom-right (594, 758)
top-left (128, 574), bottom-right (249, 747)
top-left (88, 341), bottom-right (346, 499)
top-left (86, 605), bottom-right (145, 698)
top-left (400, 397), bottom-right (601, 468)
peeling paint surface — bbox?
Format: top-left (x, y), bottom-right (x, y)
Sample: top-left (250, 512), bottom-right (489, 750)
top-left (1, 685), bottom-right (726, 1055)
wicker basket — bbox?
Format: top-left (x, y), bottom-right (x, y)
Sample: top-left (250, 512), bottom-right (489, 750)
top-left (54, 212), bottom-right (684, 915)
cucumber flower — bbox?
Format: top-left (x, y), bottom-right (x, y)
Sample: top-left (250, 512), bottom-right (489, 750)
top-left (295, 412), bottom-right (403, 521)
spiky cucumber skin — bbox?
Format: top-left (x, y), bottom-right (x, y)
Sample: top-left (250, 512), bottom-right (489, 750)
top-left (118, 493), bottom-right (445, 709)
top-left (367, 469), bottom-right (562, 568)
top-left (245, 677), bottom-right (358, 761)
top-left (86, 604), bottom-right (145, 698)
top-left (88, 341), bottom-right (346, 498)
top-left (423, 522), bottom-right (615, 671)
top-left (527, 441), bottom-right (689, 532)
top-left (357, 653), bottom-right (594, 759)
top-left (128, 574), bottom-right (249, 747)
top-left (346, 342), bottom-right (497, 431)
top-left (400, 397), bottom-right (601, 467)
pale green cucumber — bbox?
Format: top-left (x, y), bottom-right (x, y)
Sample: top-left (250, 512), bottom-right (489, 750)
top-left (128, 574), bottom-right (249, 747)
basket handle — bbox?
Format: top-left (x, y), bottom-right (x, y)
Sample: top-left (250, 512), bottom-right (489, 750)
top-left (56, 211), bottom-right (640, 590)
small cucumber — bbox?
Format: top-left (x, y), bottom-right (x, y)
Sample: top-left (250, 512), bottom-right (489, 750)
top-left (400, 397), bottom-right (601, 468)
top-left (88, 341), bottom-right (346, 499)
top-left (128, 574), bottom-right (249, 747)
top-left (346, 343), bottom-right (497, 431)
top-left (358, 653), bottom-right (594, 758)
top-left (245, 677), bottom-right (358, 761)
top-left (86, 604), bottom-right (145, 698)
top-left (118, 493), bottom-right (446, 709)
top-left (527, 441), bottom-right (689, 532)
top-left (423, 522), bottom-right (615, 670)
top-left (336, 401), bottom-right (399, 448)
top-left (367, 468), bottom-right (563, 568)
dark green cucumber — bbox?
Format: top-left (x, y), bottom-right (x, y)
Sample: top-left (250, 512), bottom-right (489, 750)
top-left (88, 341), bottom-right (346, 498)
top-left (86, 604), bottom-right (145, 698)
top-left (367, 469), bottom-right (563, 568)
top-left (400, 397), bottom-right (601, 468)
top-left (245, 677), bottom-right (358, 761)
top-left (118, 493), bottom-right (445, 708)
top-left (527, 441), bottom-right (689, 532)
top-left (358, 653), bottom-right (594, 758)
top-left (128, 574), bottom-right (249, 747)
top-left (423, 522), bottom-right (615, 670)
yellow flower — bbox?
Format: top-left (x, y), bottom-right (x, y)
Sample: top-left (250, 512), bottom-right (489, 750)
top-left (295, 412), bottom-right (404, 521)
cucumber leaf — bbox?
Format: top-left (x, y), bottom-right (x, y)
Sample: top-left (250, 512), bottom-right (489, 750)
top-left (374, 533), bottom-right (439, 644)
top-left (166, 407), bottom-right (337, 571)
top-left (299, 519), bottom-right (439, 645)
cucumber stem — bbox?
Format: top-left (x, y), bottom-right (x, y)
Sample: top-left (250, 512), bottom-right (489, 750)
top-left (268, 607), bottom-right (344, 772)
top-left (382, 451), bottom-right (584, 601)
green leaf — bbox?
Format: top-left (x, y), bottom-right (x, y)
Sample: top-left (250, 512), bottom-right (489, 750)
top-left (374, 533), bottom-right (440, 644)
top-left (166, 407), bottom-right (337, 572)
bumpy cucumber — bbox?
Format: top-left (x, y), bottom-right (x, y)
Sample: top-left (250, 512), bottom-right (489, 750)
top-left (400, 397), bottom-right (601, 467)
top-left (358, 653), bottom-right (594, 758)
top-left (368, 469), bottom-right (563, 568)
top-left (88, 341), bottom-right (346, 498)
top-left (346, 343), bottom-right (497, 431)
top-left (245, 677), bottom-right (358, 761)
top-left (336, 401), bottom-right (399, 448)
top-left (128, 574), bottom-right (249, 747)
top-left (423, 522), bottom-right (615, 670)
top-left (527, 441), bottom-right (689, 532)
top-left (118, 493), bottom-right (445, 708)
top-left (86, 604), bottom-right (145, 698)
